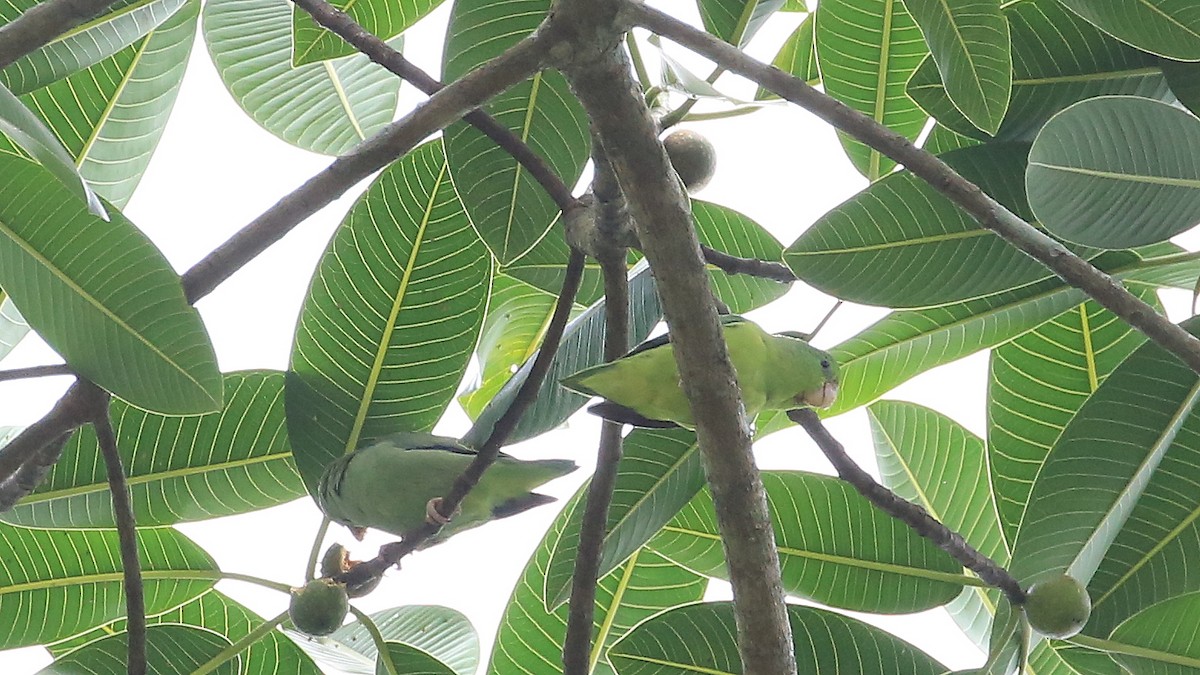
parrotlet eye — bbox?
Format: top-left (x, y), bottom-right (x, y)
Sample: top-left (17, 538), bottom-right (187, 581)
top-left (820, 359), bottom-right (830, 369)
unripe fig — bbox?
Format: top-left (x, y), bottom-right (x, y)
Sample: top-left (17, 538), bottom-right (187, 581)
top-left (289, 579), bottom-right (349, 636)
top-left (317, 543), bottom-right (382, 598)
top-left (663, 129), bottom-right (716, 191)
top-left (1023, 574), bottom-right (1091, 639)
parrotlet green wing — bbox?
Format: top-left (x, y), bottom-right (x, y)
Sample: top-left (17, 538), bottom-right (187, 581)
top-left (316, 431), bottom-right (577, 547)
top-left (561, 316), bottom-right (839, 429)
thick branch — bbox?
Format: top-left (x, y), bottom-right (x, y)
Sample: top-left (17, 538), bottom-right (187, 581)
top-left (0, 0), bottom-right (118, 69)
top-left (557, 25), bottom-right (797, 675)
top-left (700, 245), bottom-right (796, 283)
top-left (180, 25), bottom-right (555, 301)
top-left (0, 364), bottom-right (74, 383)
top-left (85, 384), bottom-right (147, 675)
top-left (338, 249), bottom-right (586, 588)
top-left (789, 408), bottom-right (1026, 605)
top-left (563, 252), bottom-right (628, 675)
top-left (0, 381), bottom-right (92, 489)
top-left (0, 432), bottom-right (69, 511)
top-left (628, 3), bottom-right (1200, 375)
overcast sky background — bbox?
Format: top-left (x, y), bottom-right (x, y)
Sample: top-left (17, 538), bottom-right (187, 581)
top-left (2, 1), bottom-right (1196, 672)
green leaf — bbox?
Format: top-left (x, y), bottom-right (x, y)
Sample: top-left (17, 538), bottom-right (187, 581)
top-left (442, 0), bottom-right (590, 264)
top-left (609, 603), bottom-right (946, 674)
top-left (0, 153), bottom-right (222, 414)
top-left (901, 0), bottom-right (1011, 133)
top-left (922, 123), bottom-right (981, 154)
top-left (0, 0), bottom-right (186, 95)
top-left (815, 0), bottom-right (929, 179)
top-left (0, 82), bottom-right (104, 215)
top-left (908, 0), bottom-right (1171, 142)
top-left (756, 13), bottom-right (818, 100)
top-left (499, 233), bottom-right (612, 306)
top-left (988, 291), bottom-right (1158, 549)
top-left (293, 606), bottom-right (477, 675)
top-left (786, 143), bottom-right (1075, 308)
top-left (291, 0), bottom-right (443, 66)
top-left (1164, 59), bottom-right (1200, 118)
top-left (650, 471), bottom-right (966, 614)
top-left (202, 0), bottom-right (401, 155)
top-left (693, 200), bottom-right (789, 312)
top-left (543, 427), bottom-right (704, 608)
top-left (49, 590), bottom-right (321, 675)
top-left (0, 296), bottom-right (28, 360)
top-left (376, 642), bottom-right (457, 675)
top-left (39, 624), bottom-right (237, 674)
top-left (1028, 96), bottom-right (1200, 249)
top-left (1055, 0), bottom-right (1200, 61)
top-left (3, 370), bottom-right (306, 528)
top-left (1009, 316), bottom-right (1200, 587)
top-left (10, 0), bottom-right (198, 208)
top-left (868, 400), bottom-right (1006, 648)
top-left (461, 261), bottom-right (661, 448)
top-left (286, 139), bottom-right (490, 492)
top-left (697, 0), bottom-right (785, 46)
top-left (0, 523), bottom-right (216, 648)
top-left (458, 274), bottom-right (566, 419)
top-left (488, 485), bottom-right (706, 675)
top-left (1107, 592), bottom-right (1200, 673)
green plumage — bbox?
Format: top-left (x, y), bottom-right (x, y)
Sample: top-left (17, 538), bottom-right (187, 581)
top-left (315, 432), bottom-right (577, 546)
top-left (561, 316), bottom-right (839, 429)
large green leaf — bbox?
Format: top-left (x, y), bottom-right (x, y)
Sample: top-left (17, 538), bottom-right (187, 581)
top-left (291, 0), bottom-right (443, 65)
top-left (0, 153), bottom-right (222, 414)
top-left (39, 624), bottom-right (237, 674)
top-left (697, 0), bottom-right (784, 46)
top-left (1164, 59), bottom-right (1200, 118)
top-left (0, 523), bottom-right (216, 648)
top-left (756, 12), bottom-right (818, 100)
top-left (376, 643), bottom-right (456, 675)
top-left (0, 82), bottom-right (104, 214)
top-left (693, 200), bottom-right (789, 312)
top-left (499, 232), bottom-right (611, 306)
top-left (442, 0), bottom-right (590, 264)
top-left (1107, 592), bottom-right (1200, 673)
top-left (907, 0), bottom-right (1170, 142)
top-left (1009, 317), bottom-right (1200, 587)
top-left (3, 370), bottom-right (305, 528)
top-left (988, 291), bottom-right (1157, 548)
top-left (1055, 0), bottom-right (1200, 61)
top-left (9, 0), bottom-right (198, 208)
top-left (650, 471), bottom-right (965, 614)
top-left (461, 261), bottom-right (661, 449)
top-left (868, 400), bottom-right (1006, 648)
top-left (815, 0), bottom-right (929, 179)
top-left (543, 427), bottom-right (704, 608)
top-left (292, 606), bottom-right (477, 675)
top-left (786, 144), bottom-right (1072, 308)
top-left (0, 0), bottom-right (185, 95)
top-left (203, 0), bottom-right (401, 155)
top-left (609, 603), bottom-right (946, 674)
top-left (286, 139), bottom-right (490, 492)
top-left (49, 590), bottom-right (321, 675)
top-left (488, 486), bottom-right (706, 675)
top-left (901, 0), bottom-right (1010, 133)
top-left (1028, 96), bottom-right (1200, 249)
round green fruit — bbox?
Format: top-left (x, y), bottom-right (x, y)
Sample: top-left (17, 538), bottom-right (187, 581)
top-left (663, 129), bottom-right (716, 191)
top-left (289, 579), bottom-right (349, 637)
top-left (1023, 574), bottom-right (1091, 639)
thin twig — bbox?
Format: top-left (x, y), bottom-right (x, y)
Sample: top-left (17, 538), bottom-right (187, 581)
top-left (290, 0), bottom-right (576, 211)
top-left (0, 0), bottom-right (119, 69)
top-left (87, 383), bottom-right (147, 675)
top-left (0, 432), bottom-right (69, 511)
top-left (807, 301), bottom-right (842, 342)
top-left (191, 610), bottom-right (288, 675)
top-left (563, 251), bottom-right (629, 674)
top-left (628, 3), bottom-right (1200, 377)
top-left (0, 363), bottom-right (74, 383)
top-left (348, 606), bottom-right (400, 675)
top-left (789, 408), bottom-right (1026, 605)
top-left (338, 249), bottom-right (587, 588)
top-left (700, 245), bottom-right (796, 283)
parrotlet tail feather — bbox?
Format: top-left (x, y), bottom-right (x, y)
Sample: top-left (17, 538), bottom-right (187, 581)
top-left (587, 401), bottom-right (681, 429)
top-left (492, 492), bottom-right (557, 520)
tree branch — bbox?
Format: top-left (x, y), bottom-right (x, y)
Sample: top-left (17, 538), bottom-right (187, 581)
top-left (554, 12), bottom-right (797, 674)
top-left (0, 363), bottom-right (74, 383)
top-left (789, 408), bottom-right (1026, 605)
top-left (0, 0), bottom-right (118, 69)
top-left (627, 2), bottom-right (1200, 376)
top-left (85, 383), bottom-right (147, 675)
top-left (0, 432), bottom-right (69, 511)
top-left (700, 245), bottom-right (796, 283)
top-left (563, 251), bottom-right (629, 675)
top-left (0, 381), bottom-right (93, 491)
top-left (337, 249), bottom-right (587, 588)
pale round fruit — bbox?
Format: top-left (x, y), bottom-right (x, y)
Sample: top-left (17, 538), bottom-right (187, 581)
top-left (1023, 574), bottom-right (1091, 639)
top-left (289, 579), bottom-right (349, 636)
top-left (663, 129), bottom-right (716, 191)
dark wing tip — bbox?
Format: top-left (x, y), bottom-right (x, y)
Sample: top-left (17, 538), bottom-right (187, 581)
top-left (492, 492), bottom-right (558, 520)
top-left (587, 401), bottom-right (680, 429)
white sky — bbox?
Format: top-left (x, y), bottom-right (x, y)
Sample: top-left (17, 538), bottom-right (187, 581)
top-left (3, 1), bottom-right (1196, 672)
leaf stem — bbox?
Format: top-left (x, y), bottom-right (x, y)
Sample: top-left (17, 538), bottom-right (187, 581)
top-left (349, 605), bottom-right (400, 675)
top-left (191, 609), bottom-right (289, 675)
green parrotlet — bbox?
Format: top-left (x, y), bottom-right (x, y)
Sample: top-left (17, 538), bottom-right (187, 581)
top-left (315, 431), bottom-right (577, 547)
top-left (561, 316), bottom-right (839, 429)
